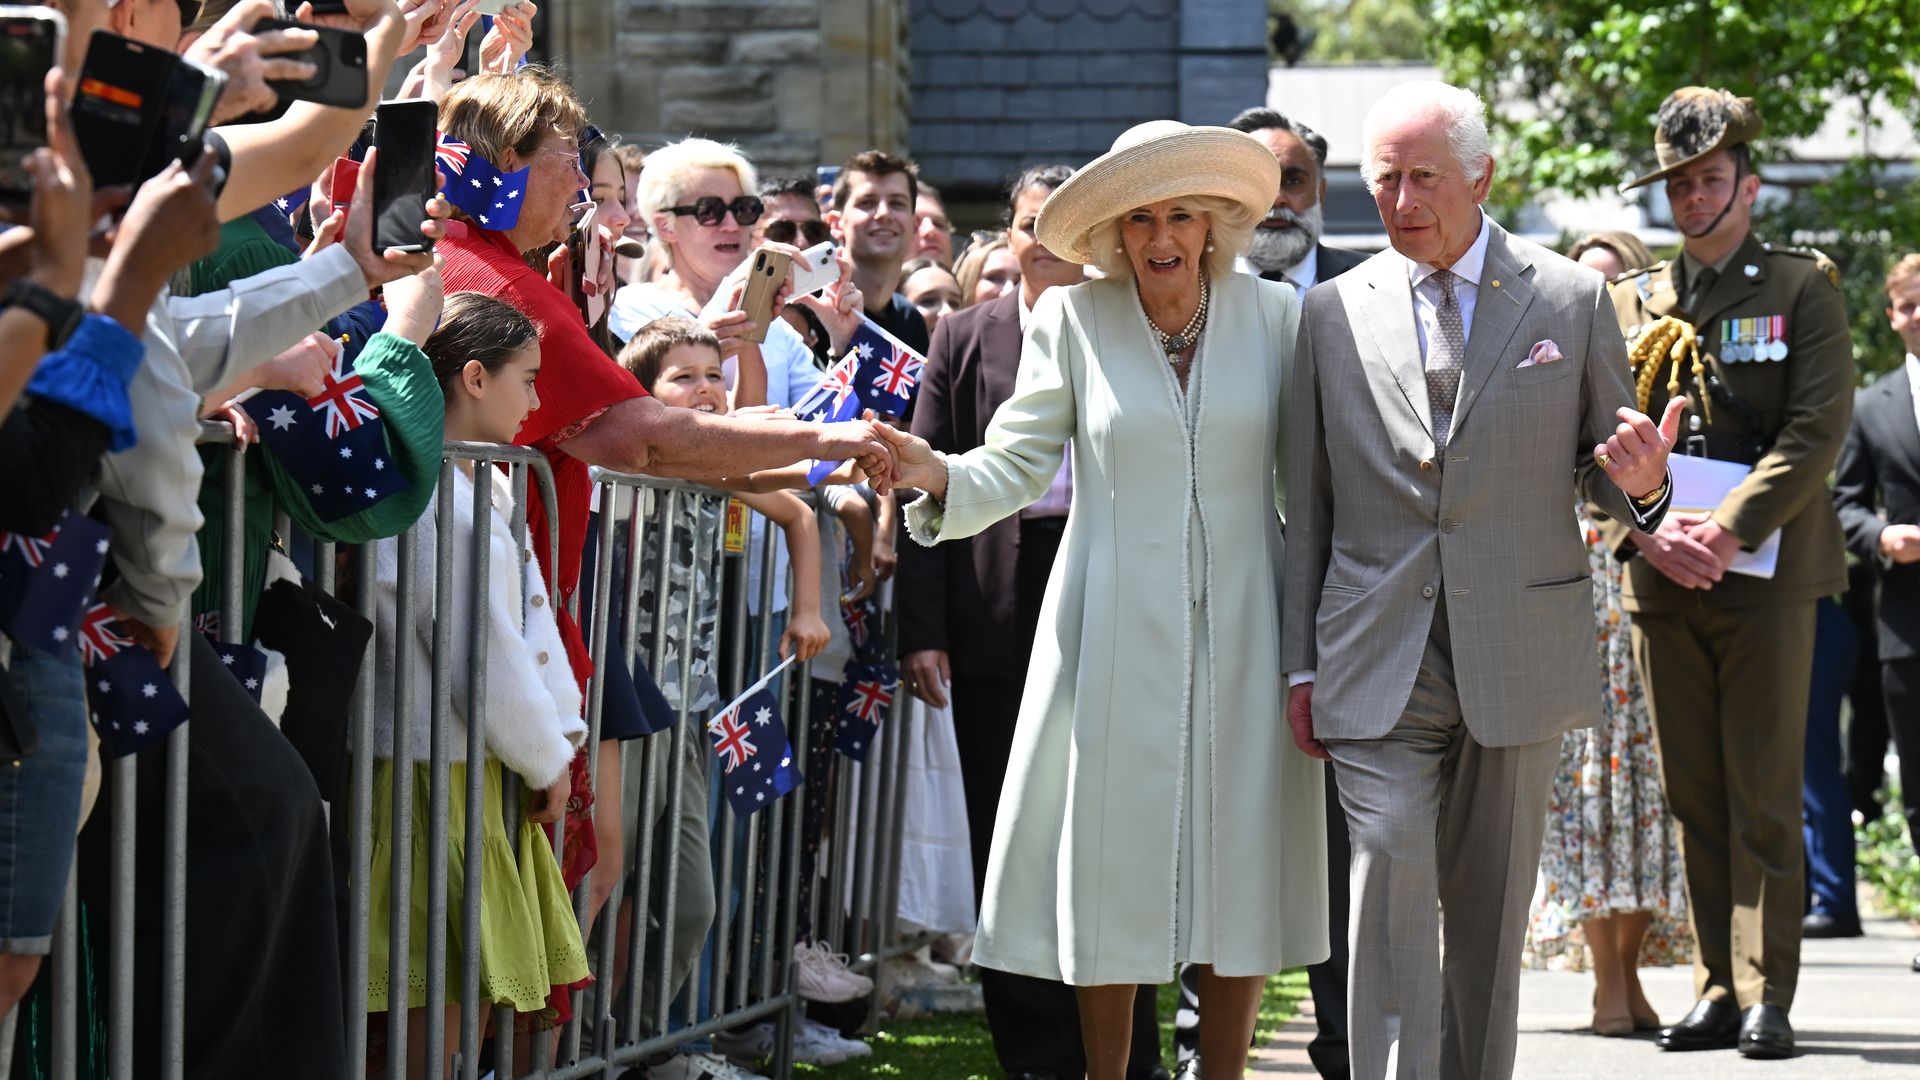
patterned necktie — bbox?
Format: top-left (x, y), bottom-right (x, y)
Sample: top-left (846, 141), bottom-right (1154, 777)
top-left (1425, 269), bottom-right (1466, 448)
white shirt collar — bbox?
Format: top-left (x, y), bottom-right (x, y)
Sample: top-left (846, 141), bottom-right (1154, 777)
top-left (1282, 246), bottom-right (1321, 292)
top-left (1906, 352), bottom-right (1920, 391)
top-left (1018, 289), bottom-right (1034, 331)
top-left (1406, 213), bottom-right (1492, 289)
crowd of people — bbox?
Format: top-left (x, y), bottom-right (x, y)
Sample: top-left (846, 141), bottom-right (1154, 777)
top-left (0, 2), bottom-right (1913, 1080)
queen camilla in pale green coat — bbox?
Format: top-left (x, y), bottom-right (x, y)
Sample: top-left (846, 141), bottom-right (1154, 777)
top-left (883, 121), bottom-right (1329, 1072)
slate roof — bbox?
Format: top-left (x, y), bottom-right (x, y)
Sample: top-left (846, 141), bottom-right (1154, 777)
top-left (909, 0), bottom-right (1183, 195)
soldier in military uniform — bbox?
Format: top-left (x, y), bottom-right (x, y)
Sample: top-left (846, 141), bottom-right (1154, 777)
top-left (1598, 87), bottom-right (1853, 1060)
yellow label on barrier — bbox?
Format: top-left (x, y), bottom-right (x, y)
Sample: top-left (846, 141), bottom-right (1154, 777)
top-left (723, 499), bottom-right (748, 555)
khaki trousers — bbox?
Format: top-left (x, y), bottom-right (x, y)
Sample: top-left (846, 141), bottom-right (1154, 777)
top-left (1631, 601), bottom-right (1816, 1009)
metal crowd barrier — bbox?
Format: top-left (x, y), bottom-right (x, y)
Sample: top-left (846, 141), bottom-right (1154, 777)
top-left (14, 420), bottom-right (239, 1080)
top-left (14, 436), bottom-right (949, 1079)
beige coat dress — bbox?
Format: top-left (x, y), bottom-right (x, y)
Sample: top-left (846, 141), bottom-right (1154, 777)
top-left (905, 272), bottom-right (1329, 986)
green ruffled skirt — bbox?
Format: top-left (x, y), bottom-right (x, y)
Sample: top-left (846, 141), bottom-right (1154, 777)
top-left (366, 757), bottom-right (590, 1014)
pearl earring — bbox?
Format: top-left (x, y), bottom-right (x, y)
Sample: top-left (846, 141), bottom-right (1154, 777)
top-left (1116, 245), bottom-right (1124, 254)
top-left (1205, 231), bottom-right (1215, 253)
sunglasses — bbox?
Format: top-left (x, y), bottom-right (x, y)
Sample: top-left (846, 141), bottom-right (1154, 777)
top-left (667, 196), bottom-right (765, 227)
top-left (762, 217), bottom-right (832, 248)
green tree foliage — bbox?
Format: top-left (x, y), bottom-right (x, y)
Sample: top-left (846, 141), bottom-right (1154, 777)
top-left (1430, 0), bottom-right (1920, 375)
top-left (1273, 0), bottom-right (1432, 64)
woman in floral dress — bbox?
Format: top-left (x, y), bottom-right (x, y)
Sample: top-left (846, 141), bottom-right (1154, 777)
top-left (1527, 232), bottom-right (1692, 1037)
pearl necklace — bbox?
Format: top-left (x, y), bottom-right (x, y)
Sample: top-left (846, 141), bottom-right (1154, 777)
top-left (1143, 273), bottom-right (1210, 365)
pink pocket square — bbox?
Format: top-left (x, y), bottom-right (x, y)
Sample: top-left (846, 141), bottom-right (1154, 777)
top-left (1517, 339), bottom-right (1564, 369)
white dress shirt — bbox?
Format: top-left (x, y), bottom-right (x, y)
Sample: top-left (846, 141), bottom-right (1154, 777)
top-left (1907, 353), bottom-right (1920, 436)
top-left (1406, 213), bottom-right (1491, 366)
top-left (1279, 246), bottom-right (1320, 303)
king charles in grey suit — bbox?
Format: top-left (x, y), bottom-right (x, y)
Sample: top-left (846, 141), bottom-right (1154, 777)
top-left (1280, 83), bottom-right (1687, 1080)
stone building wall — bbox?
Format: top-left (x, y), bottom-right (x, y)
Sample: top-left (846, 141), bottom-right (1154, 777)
top-left (549, 0), bottom-right (913, 180)
top-left (910, 0), bottom-right (1269, 201)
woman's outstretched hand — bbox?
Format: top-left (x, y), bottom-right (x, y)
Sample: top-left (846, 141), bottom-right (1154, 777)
top-left (871, 416), bottom-right (945, 500)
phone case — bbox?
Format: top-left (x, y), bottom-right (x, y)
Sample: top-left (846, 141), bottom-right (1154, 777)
top-left (787, 241), bottom-right (838, 296)
top-left (741, 248), bottom-right (793, 344)
top-left (259, 20), bottom-right (368, 111)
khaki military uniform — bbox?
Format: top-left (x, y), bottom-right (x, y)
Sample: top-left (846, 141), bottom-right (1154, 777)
top-left (1596, 232), bottom-right (1853, 1010)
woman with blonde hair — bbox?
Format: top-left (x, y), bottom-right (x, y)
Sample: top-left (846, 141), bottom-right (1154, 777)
top-left (953, 230), bottom-right (1019, 307)
top-left (879, 121), bottom-right (1329, 1078)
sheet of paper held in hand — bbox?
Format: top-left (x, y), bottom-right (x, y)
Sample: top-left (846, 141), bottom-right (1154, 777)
top-left (1669, 455), bottom-right (1780, 579)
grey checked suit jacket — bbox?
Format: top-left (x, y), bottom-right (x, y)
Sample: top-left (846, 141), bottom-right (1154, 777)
top-left (1280, 220), bottom-right (1658, 747)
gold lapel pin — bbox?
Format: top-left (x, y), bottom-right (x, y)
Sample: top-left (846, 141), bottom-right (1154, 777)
top-left (1490, 279), bottom-right (1501, 288)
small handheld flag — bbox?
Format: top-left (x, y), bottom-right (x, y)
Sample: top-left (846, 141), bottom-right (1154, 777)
top-left (242, 350), bottom-right (411, 522)
top-left (205, 636), bottom-right (269, 704)
top-left (0, 512), bottom-right (110, 656)
top-left (793, 315), bottom-right (928, 483)
top-left (79, 603), bottom-right (189, 757)
top-left (833, 658), bottom-right (898, 761)
top-left (849, 320), bottom-right (924, 416)
top-left (705, 658), bottom-right (802, 816)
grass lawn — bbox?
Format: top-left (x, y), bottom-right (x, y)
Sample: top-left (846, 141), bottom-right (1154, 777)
top-left (794, 968), bottom-right (1311, 1079)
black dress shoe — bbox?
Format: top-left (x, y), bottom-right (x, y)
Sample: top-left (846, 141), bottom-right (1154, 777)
top-left (1738, 1003), bottom-right (1795, 1059)
top-left (1657, 998), bottom-right (1740, 1051)
top-left (1802, 911), bottom-right (1864, 938)
top-left (1008, 1073), bottom-right (1061, 1080)
top-left (1131, 1069), bottom-right (1173, 1080)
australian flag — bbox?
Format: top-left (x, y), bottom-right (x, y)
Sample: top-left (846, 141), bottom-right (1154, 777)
top-left (833, 658), bottom-right (898, 761)
top-left (436, 131), bottom-right (530, 231)
top-left (0, 512), bottom-right (110, 656)
top-left (706, 683), bottom-right (801, 816)
top-left (792, 350), bottom-right (866, 484)
top-left (205, 636), bottom-right (268, 704)
top-left (848, 319), bottom-right (924, 416)
top-left (792, 316), bottom-right (928, 483)
top-left (242, 349), bottom-right (410, 522)
top-left (79, 603), bottom-right (189, 757)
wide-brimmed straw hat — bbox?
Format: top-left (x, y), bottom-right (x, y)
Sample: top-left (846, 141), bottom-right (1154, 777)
top-left (1620, 86), bottom-right (1766, 192)
top-left (1036, 120), bottom-right (1281, 265)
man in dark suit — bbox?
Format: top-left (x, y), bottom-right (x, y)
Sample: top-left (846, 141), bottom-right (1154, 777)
top-left (1833, 252), bottom-right (1920, 973)
top-left (897, 165), bottom-right (1168, 1080)
top-left (1228, 107), bottom-right (1367, 302)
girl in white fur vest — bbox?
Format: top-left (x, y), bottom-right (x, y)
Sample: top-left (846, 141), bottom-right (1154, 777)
top-left (367, 292), bottom-right (591, 1077)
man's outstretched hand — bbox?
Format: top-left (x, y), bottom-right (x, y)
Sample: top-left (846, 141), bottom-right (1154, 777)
top-left (1596, 396), bottom-right (1687, 502)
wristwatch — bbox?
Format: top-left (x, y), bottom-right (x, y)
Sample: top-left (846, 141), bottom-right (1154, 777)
top-left (1632, 475), bottom-right (1671, 509)
top-left (4, 278), bottom-right (84, 351)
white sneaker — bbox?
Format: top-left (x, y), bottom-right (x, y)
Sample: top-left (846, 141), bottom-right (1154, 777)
top-left (792, 1017), bottom-right (872, 1065)
top-left (883, 947), bottom-right (962, 989)
top-left (793, 940), bottom-right (874, 1003)
top-left (647, 1052), bottom-right (769, 1080)
top-left (711, 1022), bottom-right (776, 1062)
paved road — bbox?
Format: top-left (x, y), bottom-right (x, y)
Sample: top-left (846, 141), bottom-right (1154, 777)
top-left (1253, 912), bottom-right (1920, 1077)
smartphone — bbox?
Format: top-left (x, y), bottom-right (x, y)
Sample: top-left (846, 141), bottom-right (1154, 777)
top-left (788, 241), bottom-right (837, 296)
top-left (371, 99), bottom-right (435, 254)
top-left (0, 7), bottom-right (64, 205)
top-left (475, 0), bottom-right (524, 13)
top-left (257, 17), bottom-right (367, 110)
top-left (146, 53), bottom-right (224, 177)
top-left (327, 154), bottom-right (358, 223)
top-left (740, 246), bottom-right (794, 344)
top-left (73, 31), bottom-right (227, 189)
top-left (305, 1), bottom-right (350, 11)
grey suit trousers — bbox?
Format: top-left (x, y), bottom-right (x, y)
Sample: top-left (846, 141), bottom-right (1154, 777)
top-left (1326, 604), bottom-right (1559, 1080)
